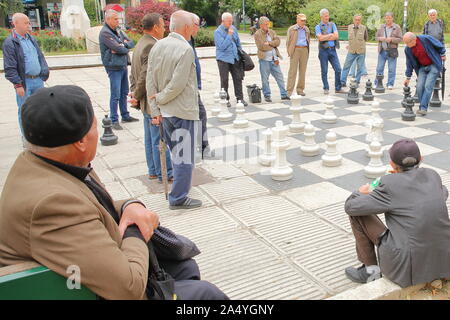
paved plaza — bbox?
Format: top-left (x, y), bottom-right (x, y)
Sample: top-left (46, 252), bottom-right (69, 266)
top-left (1, 39), bottom-right (450, 299)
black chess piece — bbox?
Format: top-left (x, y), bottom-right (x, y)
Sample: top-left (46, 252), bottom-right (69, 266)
top-left (413, 78), bottom-right (420, 103)
top-left (362, 79), bottom-right (374, 101)
top-left (100, 115), bottom-right (118, 146)
top-left (375, 74), bottom-right (385, 93)
top-left (347, 79), bottom-right (359, 104)
top-left (429, 78), bottom-right (442, 108)
top-left (401, 86), bottom-right (411, 108)
top-left (402, 97), bottom-right (416, 121)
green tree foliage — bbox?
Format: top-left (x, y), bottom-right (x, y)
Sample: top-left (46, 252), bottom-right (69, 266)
top-left (0, 0), bottom-right (24, 16)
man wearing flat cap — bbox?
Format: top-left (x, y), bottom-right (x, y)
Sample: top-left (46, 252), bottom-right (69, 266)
top-left (0, 85), bottom-right (228, 300)
top-left (344, 139), bottom-right (450, 287)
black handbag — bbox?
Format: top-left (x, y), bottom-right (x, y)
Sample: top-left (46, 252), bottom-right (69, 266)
top-left (150, 225), bottom-right (201, 261)
top-left (238, 48), bottom-right (255, 71)
top-left (384, 27), bottom-right (399, 58)
top-left (146, 242), bottom-right (177, 300)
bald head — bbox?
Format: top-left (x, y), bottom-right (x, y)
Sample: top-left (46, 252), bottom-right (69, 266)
top-left (12, 13), bottom-right (30, 36)
top-left (169, 10), bottom-right (194, 40)
top-left (403, 32), bottom-right (417, 48)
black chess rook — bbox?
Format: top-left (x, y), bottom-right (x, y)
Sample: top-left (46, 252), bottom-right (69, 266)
top-left (429, 78), bottom-right (442, 108)
top-left (375, 74), bottom-right (385, 93)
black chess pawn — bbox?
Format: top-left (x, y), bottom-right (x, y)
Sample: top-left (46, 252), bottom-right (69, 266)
top-left (347, 79), bottom-right (359, 104)
top-left (100, 115), bottom-right (118, 146)
top-left (401, 86), bottom-right (411, 108)
top-left (413, 78), bottom-right (420, 103)
top-left (402, 97), bottom-right (416, 121)
top-left (375, 74), bottom-right (385, 93)
top-left (362, 79), bottom-right (374, 101)
top-left (429, 78), bottom-right (442, 108)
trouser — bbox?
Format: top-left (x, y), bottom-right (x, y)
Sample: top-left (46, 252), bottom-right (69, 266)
top-left (349, 215), bottom-right (388, 266)
top-left (349, 54), bottom-right (368, 80)
top-left (341, 53), bottom-right (366, 84)
top-left (259, 59), bottom-right (288, 98)
top-left (151, 258), bottom-right (229, 300)
top-left (143, 113), bottom-right (173, 180)
top-left (198, 94), bottom-right (209, 151)
top-left (417, 64), bottom-right (440, 111)
top-left (318, 47), bottom-right (342, 91)
top-left (375, 50), bottom-right (398, 87)
top-left (287, 47), bottom-right (308, 95)
top-left (217, 59), bottom-right (244, 102)
top-left (16, 77), bottom-right (44, 134)
top-left (163, 116), bottom-right (198, 205)
top-left (106, 68), bottom-right (130, 123)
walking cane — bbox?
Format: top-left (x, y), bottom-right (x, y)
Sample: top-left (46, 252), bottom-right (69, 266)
top-left (158, 120), bottom-right (169, 200)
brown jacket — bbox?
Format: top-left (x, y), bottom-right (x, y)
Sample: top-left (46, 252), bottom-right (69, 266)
top-left (286, 24), bottom-right (311, 57)
top-left (0, 152), bottom-right (149, 300)
top-left (375, 23), bottom-right (403, 53)
top-left (254, 28), bottom-right (282, 60)
top-left (130, 34), bottom-right (157, 116)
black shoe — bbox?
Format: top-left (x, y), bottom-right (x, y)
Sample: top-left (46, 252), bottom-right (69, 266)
top-left (241, 100), bottom-right (248, 107)
top-left (112, 122), bottom-right (123, 130)
top-left (122, 116), bottom-right (139, 123)
top-left (202, 145), bottom-right (216, 159)
top-left (281, 96), bottom-right (290, 101)
top-left (345, 264), bottom-right (381, 284)
top-left (169, 197), bottom-right (202, 210)
top-left (265, 96), bottom-right (272, 103)
top-left (226, 101), bottom-right (231, 108)
top-left (341, 83), bottom-right (347, 88)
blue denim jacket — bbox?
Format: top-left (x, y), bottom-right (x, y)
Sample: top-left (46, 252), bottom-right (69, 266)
top-left (99, 24), bottom-right (134, 70)
top-left (405, 35), bottom-right (446, 78)
top-left (214, 24), bottom-right (241, 64)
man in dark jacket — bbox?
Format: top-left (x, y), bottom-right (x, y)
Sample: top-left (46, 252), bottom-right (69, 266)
top-left (403, 32), bottom-right (446, 116)
top-left (423, 9), bottom-right (445, 44)
top-left (99, 9), bottom-right (138, 130)
top-left (344, 139), bottom-right (450, 287)
top-left (2, 13), bottom-right (49, 132)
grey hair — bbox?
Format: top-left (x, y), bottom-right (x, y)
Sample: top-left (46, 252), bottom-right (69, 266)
top-left (398, 157), bottom-right (420, 171)
top-left (221, 12), bottom-right (233, 21)
top-left (191, 13), bottom-right (200, 24)
top-left (259, 16), bottom-right (270, 24)
top-left (105, 9), bottom-right (118, 19)
top-left (169, 10), bottom-right (194, 32)
top-left (354, 13), bottom-right (363, 18)
top-left (319, 9), bottom-right (329, 17)
top-left (385, 12), bottom-right (394, 17)
top-left (428, 9), bottom-right (437, 15)
top-left (12, 13), bottom-right (28, 24)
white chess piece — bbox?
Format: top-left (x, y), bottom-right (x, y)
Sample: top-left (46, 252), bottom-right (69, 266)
top-left (322, 130), bottom-right (342, 167)
top-left (211, 91), bottom-right (221, 116)
top-left (271, 121), bottom-right (293, 181)
top-left (258, 128), bottom-right (276, 166)
top-left (371, 99), bottom-right (381, 120)
top-left (364, 139), bottom-right (387, 179)
top-left (322, 97), bottom-right (337, 123)
top-left (300, 122), bottom-right (320, 156)
top-left (233, 100), bottom-right (249, 128)
top-left (217, 88), bottom-right (233, 122)
top-left (289, 94), bottom-right (305, 133)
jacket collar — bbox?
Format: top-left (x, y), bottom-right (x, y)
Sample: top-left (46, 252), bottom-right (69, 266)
top-left (169, 32), bottom-right (188, 43)
top-left (32, 153), bottom-right (92, 181)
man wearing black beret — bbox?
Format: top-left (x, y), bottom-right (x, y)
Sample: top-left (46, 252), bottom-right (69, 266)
top-left (344, 139), bottom-right (450, 287)
top-left (0, 85), bottom-right (228, 300)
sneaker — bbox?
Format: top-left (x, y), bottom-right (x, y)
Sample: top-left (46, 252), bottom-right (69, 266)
top-left (324, 89), bottom-right (329, 95)
top-left (281, 96), bottom-right (291, 101)
top-left (416, 109), bottom-right (427, 116)
top-left (341, 83), bottom-right (347, 88)
top-left (122, 116), bottom-right (139, 123)
top-left (298, 92), bottom-right (306, 96)
top-left (345, 264), bottom-right (381, 284)
top-left (241, 100), bottom-right (248, 107)
top-left (226, 101), bottom-right (231, 108)
top-left (112, 122), bottom-right (123, 130)
top-left (202, 146), bottom-right (218, 160)
top-left (265, 96), bottom-right (272, 103)
top-left (158, 176), bottom-right (174, 184)
top-left (148, 175), bottom-right (158, 180)
top-left (169, 197), bottom-right (202, 210)
top-left (387, 86), bottom-right (394, 90)
top-left (335, 89), bottom-right (348, 94)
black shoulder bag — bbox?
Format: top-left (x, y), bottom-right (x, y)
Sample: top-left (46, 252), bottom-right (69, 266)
top-left (384, 26), bottom-right (398, 58)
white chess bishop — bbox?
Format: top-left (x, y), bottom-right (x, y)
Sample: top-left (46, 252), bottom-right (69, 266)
top-left (271, 121), bottom-right (293, 181)
top-left (289, 94), bottom-right (305, 133)
top-left (300, 122), bottom-right (320, 157)
top-left (322, 130), bottom-right (342, 167)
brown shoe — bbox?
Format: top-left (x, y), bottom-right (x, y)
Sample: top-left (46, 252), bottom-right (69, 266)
top-left (298, 92), bottom-right (306, 96)
top-left (335, 89), bottom-right (348, 94)
top-left (148, 175), bottom-right (158, 180)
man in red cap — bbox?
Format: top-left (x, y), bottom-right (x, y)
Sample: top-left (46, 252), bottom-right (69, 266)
top-left (344, 138), bottom-right (450, 287)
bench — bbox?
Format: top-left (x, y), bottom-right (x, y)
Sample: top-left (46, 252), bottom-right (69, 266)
top-left (0, 262), bottom-right (96, 300)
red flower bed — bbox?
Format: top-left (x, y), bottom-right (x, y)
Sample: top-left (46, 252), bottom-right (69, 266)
top-left (126, 0), bottom-right (179, 33)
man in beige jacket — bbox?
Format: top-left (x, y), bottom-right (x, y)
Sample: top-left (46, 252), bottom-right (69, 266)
top-left (286, 13), bottom-right (310, 96)
top-left (254, 16), bottom-right (289, 102)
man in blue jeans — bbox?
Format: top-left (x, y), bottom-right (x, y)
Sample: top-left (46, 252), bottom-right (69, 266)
top-left (315, 9), bottom-right (346, 95)
top-left (254, 16), bottom-right (289, 102)
top-left (2, 13), bottom-right (49, 134)
top-left (99, 10), bottom-right (138, 130)
top-left (403, 32), bottom-right (446, 116)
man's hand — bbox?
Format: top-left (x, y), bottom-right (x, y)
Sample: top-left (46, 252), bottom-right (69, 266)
top-left (128, 92), bottom-right (135, 98)
top-left (118, 203), bottom-right (159, 242)
top-left (228, 28), bottom-right (234, 36)
top-left (151, 115), bottom-right (163, 126)
top-left (148, 94), bottom-right (156, 101)
top-left (16, 87), bottom-right (25, 97)
top-left (404, 79), bottom-right (410, 87)
top-left (442, 56), bottom-right (446, 61)
top-left (385, 37), bottom-right (392, 43)
top-left (378, 37), bottom-right (386, 42)
top-left (358, 184), bottom-right (370, 194)
top-left (128, 97), bottom-right (139, 107)
top-left (264, 41), bottom-right (269, 46)
top-left (111, 50), bottom-right (117, 54)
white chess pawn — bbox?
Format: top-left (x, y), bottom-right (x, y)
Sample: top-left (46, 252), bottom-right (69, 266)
top-left (271, 120), bottom-right (293, 181)
top-left (211, 91), bottom-right (221, 116)
top-left (258, 128), bottom-right (276, 166)
top-left (322, 130), bottom-right (342, 167)
top-left (233, 100), bottom-right (249, 128)
top-left (300, 122), bottom-right (320, 156)
top-left (322, 97), bottom-right (337, 123)
top-left (289, 94), bottom-right (305, 133)
top-left (364, 139), bottom-right (387, 179)
top-left (217, 88), bottom-right (233, 122)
